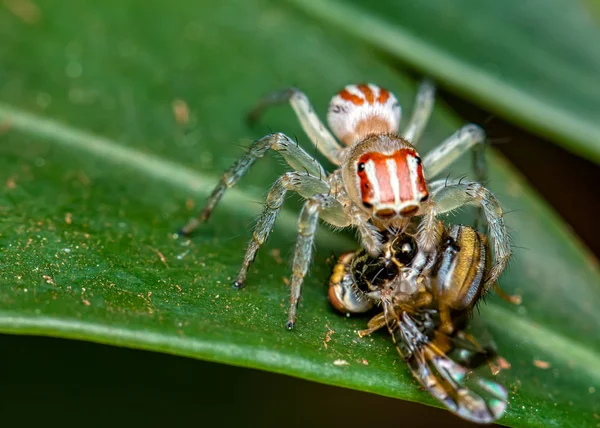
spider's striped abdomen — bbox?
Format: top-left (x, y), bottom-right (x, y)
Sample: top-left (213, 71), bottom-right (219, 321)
top-left (327, 84), bottom-right (401, 146)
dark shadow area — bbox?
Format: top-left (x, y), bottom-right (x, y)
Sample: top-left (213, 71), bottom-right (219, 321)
top-left (0, 333), bottom-right (479, 428)
top-left (439, 91), bottom-right (600, 258)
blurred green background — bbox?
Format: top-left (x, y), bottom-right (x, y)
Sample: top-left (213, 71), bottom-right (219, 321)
top-left (1, 0), bottom-right (599, 427)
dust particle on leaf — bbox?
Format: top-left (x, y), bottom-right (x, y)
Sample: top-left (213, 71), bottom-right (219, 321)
top-left (270, 248), bottom-right (283, 264)
top-left (333, 359), bottom-right (349, 366)
top-left (172, 99), bottom-right (190, 125)
top-left (4, 0), bottom-right (41, 24)
top-left (148, 246), bottom-right (168, 268)
top-left (5, 176), bottom-right (16, 189)
top-left (323, 324), bottom-right (334, 349)
top-left (533, 359), bottom-right (551, 369)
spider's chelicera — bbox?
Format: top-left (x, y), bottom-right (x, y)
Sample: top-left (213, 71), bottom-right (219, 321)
top-left (180, 82), bottom-right (510, 329)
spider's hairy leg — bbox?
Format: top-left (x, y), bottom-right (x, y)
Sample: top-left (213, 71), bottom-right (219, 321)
top-left (179, 132), bottom-right (326, 236)
top-left (402, 80), bottom-right (436, 145)
top-left (286, 194), bottom-right (350, 329)
top-left (355, 216), bottom-right (384, 256)
top-left (234, 172), bottom-right (329, 288)
top-left (470, 131), bottom-right (488, 231)
top-left (422, 124), bottom-right (486, 180)
top-left (428, 181), bottom-right (510, 291)
top-left (247, 88), bottom-right (343, 165)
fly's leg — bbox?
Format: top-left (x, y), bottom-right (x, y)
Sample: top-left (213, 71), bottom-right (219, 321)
top-left (492, 283), bottom-right (522, 305)
top-left (286, 194), bottom-right (350, 329)
top-left (427, 181), bottom-right (510, 290)
top-left (234, 172), bottom-right (329, 288)
top-left (358, 312), bottom-right (387, 337)
top-left (179, 132), bottom-right (326, 236)
top-left (402, 80), bottom-right (436, 145)
top-left (247, 88), bottom-right (343, 165)
top-left (422, 124), bottom-right (486, 180)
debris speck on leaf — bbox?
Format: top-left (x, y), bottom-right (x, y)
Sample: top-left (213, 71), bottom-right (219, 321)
top-left (172, 99), bottom-right (190, 125)
top-left (533, 359), bottom-right (551, 369)
top-left (333, 359), bottom-right (349, 367)
top-left (270, 248), bottom-right (283, 264)
top-left (323, 324), bottom-right (334, 349)
top-left (149, 246), bottom-right (168, 268)
top-left (4, 0), bottom-right (40, 24)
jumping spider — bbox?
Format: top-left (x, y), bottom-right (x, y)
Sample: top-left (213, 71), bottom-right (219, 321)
top-left (180, 81), bottom-right (510, 329)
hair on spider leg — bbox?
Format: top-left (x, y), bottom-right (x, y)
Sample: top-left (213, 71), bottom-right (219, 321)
top-left (502, 208), bottom-right (524, 217)
top-left (444, 172), bottom-right (452, 188)
top-left (457, 174), bottom-right (470, 186)
top-left (291, 133), bottom-right (301, 148)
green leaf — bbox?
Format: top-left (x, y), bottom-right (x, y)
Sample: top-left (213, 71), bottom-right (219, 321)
top-left (286, 0), bottom-right (600, 163)
top-left (0, 1), bottom-right (598, 427)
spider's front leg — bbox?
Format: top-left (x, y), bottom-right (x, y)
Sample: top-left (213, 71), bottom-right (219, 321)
top-left (422, 124), bottom-right (486, 180)
top-left (422, 180), bottom-right (511, 292)
top-left (179, 132), bottom-right (325, 236)
top-left (234, 172), bottom-right (329, 288)
top-left (247, 88), bottom-right (343, 165)
top-left (402, 79), bottom-right (436, 145)
top-left (286, 194), bottom-right (350, 329)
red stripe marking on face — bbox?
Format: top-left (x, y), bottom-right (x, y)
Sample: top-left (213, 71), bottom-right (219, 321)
top-left (377, 88), bottom-right (390, 104)
top-left (356, 155), bottom-right (373, 205)
top-left (358, 153), bottom-right (395, 205)
top-left (394, 149), bottom-right (428, 202)
top-left (339, 89), bottom-right (364, 106)
top-left (357, 150), bottom-right (428, 208)
top-left (357, 84), bottom-right (375, 105)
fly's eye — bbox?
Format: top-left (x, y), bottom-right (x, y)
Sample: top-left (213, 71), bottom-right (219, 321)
top-left (392, 236), bottom-right (417, 265)
top-left (351, 250), bottom-right (396, 292)
top-left (357, 162), bottom-right (365, 172)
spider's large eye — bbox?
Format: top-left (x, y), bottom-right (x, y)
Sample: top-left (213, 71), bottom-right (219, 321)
top-left (357, 162), bottom-right (365, 172)
top-left (415, 156), bottom-right (422, 165)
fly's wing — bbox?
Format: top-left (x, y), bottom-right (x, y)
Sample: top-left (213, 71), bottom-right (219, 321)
top-left (387, 310), bottom-right (507, 424)
top-left (450, 310), bottom-right (509, 374)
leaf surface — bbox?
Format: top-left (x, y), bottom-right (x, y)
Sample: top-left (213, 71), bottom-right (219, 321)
top-left (0, 1), bottom-right (598, 427)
